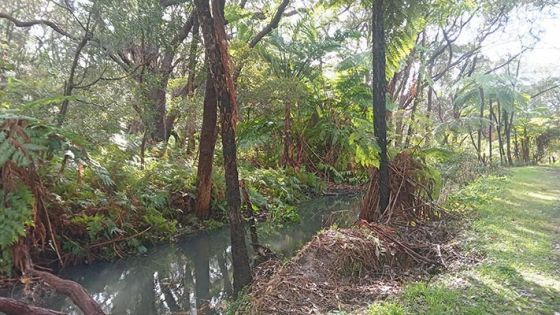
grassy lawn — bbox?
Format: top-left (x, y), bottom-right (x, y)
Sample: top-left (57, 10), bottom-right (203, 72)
top-left (365, 166), bottom-right (560, 315)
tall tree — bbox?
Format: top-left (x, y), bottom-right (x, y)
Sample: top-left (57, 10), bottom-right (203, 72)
top-left (372, 0), bottom-right (390, 213)
top-left (193, 0), bottom-right (290, 218)
top-left (194, 0), bottom-right (252, 294)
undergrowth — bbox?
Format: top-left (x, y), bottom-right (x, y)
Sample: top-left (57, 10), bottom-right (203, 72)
top-left (0, 115), bottom-right (323, 275)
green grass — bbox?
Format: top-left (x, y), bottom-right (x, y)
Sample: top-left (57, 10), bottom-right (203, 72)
top-left (365, 166), bottom-right (560, 315)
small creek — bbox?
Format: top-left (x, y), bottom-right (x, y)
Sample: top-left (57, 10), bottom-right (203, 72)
top-left (42, 195), bottom-right (359, 314)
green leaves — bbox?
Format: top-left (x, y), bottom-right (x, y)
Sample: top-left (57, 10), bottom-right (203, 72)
top-left (0, 186), bottom-right (34, 248)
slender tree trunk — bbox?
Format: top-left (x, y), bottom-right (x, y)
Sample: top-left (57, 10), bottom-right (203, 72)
top-left (371, 0), bottom-right (390, 214)
top-left (513, 128), bottom-right (520, 161)
top-left (505, 111), bottom-right (513, 166)
top-left (477, 87), bottom-right (485, 162)
top-left (195, 0), bottom-right (252, 295)
top-left (404, 85), bottom-right (420, 148)
top-left (489, 100), bottom-right (493, 163)
top-left (195, 74), bottom-right (218, 219)
top-left (493, 101), bottom-right (504, 164)
top-left (425, 87), bottom-right (434, 146)
top-left (282, 101), bottom-right (292, 167)
top-left (523, 125), bottom-right (530, 163)
top-left (57, 34), bottom-right (89, 126)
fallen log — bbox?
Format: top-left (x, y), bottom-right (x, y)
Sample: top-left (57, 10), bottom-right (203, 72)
top-left (0, 297), bottom-right (65, 315)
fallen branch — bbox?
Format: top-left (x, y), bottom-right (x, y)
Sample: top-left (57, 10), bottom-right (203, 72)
top-left (0, 297), bottom-right (65, 315)
top-left (33, 270), bottom-right (105, 315)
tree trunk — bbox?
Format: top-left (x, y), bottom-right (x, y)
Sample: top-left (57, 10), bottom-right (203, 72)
top-left (505, 110), bottom-right (513, 166)
top-left (523, 125), bottom-right (530, 163)
top-left (57, 34), bottom-right (89, 126)
top-left (477, 87), bottom-right (485, 162)
top-left (493, 101), bottom-right (504, 165)
top-left (513, 128), bottom-right (520, 161)
top-left (371, 0), bottom-right (390, 214)
top-left (195, 0), bottom-right (252, 295)
top-left (194, 75), bottom-right (218, 219)
top-left (282, 101), bottom-right (293, 167)
top-left (147, 84), bottom-right (174, 142)
top-left (489, 100), bottom-right (493, 163)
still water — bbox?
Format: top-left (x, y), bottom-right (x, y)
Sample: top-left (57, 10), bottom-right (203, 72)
top-left (43, 196), bottom-right (358, 314)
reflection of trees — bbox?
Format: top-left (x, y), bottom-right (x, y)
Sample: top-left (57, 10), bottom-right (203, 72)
top-left (217, 249), bottom-right (233, 297)
top-left (45, 197), bottom-right (355, 314)
top-left (194, 233), bottom-right (211, 313)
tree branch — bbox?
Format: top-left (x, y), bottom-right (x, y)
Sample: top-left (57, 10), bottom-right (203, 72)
top-left (0, 297), bottom-right (65, 315)
top-left (0, 12), bottom-right (77, 40)
top-left (248, 0), bottom-right (290, 48)
top-left (531, 83), bottom-right (560, 98)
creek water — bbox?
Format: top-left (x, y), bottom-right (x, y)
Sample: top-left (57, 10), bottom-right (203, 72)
top-left (41, 195), bottom-right (359, 314)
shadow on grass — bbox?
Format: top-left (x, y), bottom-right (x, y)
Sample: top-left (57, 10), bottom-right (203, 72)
top-left (366, 166), bottom-right (560, 315)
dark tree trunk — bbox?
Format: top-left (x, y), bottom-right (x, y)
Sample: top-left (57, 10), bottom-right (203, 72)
top-left (147, 83), bottom-right (175, 142)
top-left (371, 0), bottom-right (390, 213)
top-left (195, 75), bottom-right (218, 219)
top-left (195, 0), bottom-right (252, 295)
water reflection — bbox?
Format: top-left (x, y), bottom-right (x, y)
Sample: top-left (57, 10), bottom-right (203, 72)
top-left (44, 196), bottom-right (358, 314)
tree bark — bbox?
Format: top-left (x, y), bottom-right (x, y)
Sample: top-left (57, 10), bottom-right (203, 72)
top-left (195, 0), bottom-right (252, 295)
top-left (194, 74), bottom-right (218, 219)
top-left (371, 0), bottom-right (390, 214)
top-left (0, 297), bottom-right (65, 315)
top-left (34, 270), bottom-right (105, 315)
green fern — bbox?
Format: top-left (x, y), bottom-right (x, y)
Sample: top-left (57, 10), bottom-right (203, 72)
top-left (0, 186), bottom-right (34, 248)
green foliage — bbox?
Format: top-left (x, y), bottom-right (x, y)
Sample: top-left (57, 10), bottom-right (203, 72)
top-left (239, 167), bottom-right (322, 223)
top-left (0, 187), bottom-right (34, 248)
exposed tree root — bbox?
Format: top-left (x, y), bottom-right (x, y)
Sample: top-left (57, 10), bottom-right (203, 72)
top-left (0, 297), bottom-right (65, 315)
top-left (32, 270), bottom-right (105, 315)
